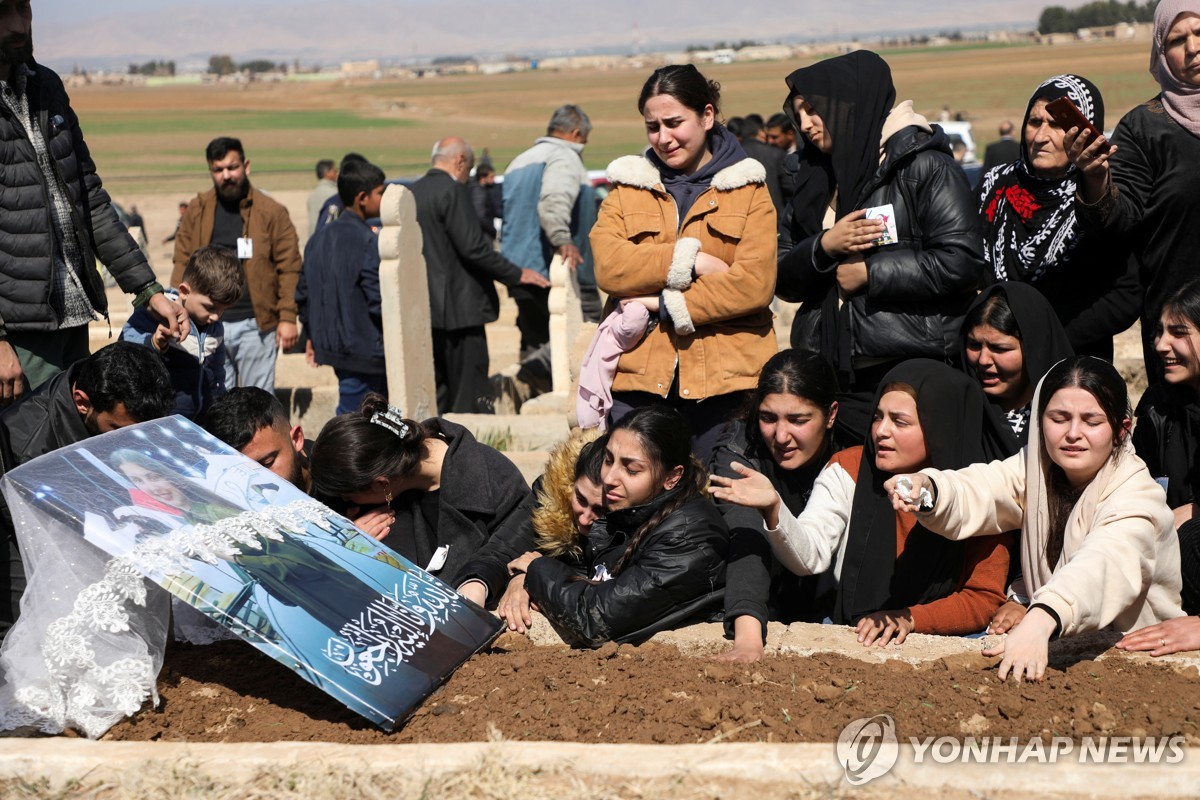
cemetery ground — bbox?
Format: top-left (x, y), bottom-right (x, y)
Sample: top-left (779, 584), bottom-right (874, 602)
top-left (0, 38), bottom-right (1188, 799)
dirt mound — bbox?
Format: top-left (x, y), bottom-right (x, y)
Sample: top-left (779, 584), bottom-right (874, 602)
top-left (104, 633), bottom-right (1200, 745)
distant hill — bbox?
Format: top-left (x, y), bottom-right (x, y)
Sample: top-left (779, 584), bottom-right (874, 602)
top-left (37, 0), bottom-right (1052, 72)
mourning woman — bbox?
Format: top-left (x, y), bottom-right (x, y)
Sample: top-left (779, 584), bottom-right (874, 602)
top-left (309, 395), bottom-right (534, 607)
top-left (775, 50), bottom-right (985, 443)
top-left (959, 282), bottom-right (1074, 455)
top-left (891, 357), bottom-right (1185, 680)
top-left (709, 350), bottom-right (841, 662)
top-left (590, 65), bottom-right (777, 460)
top-left (978, 74), bottom-right (1139, 360)
top-left (711, 360), bottom-right (1013, 647)
top-left (510, 405), bottom-right (730, 647)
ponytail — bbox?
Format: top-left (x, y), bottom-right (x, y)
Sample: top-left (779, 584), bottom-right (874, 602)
top-left (605, 406), bottom-right (707, 577)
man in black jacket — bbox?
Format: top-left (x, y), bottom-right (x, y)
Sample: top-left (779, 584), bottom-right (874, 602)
top-left (411, 137), bottom-right (549, 414)
top-left (0, 1), bottom-right (187, 400)
top-left (0, 341), bottom-right (174, 642)
top-left (981, 121), bottom-right (1021, 174)
top-left (739, 116), bottom-right (786, 216)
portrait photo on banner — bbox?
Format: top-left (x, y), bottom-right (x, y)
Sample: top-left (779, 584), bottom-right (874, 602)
top-left (2, 417), bottom-right (503, 730)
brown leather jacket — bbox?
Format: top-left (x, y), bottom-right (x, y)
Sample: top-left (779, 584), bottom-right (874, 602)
top-left (171, 185), bottom-right (302, 331)
top-left (590, 155), bottom-right (777, 400)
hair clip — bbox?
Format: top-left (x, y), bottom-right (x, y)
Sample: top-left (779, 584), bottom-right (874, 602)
top-left (369, 405), bottom-right (409, 438)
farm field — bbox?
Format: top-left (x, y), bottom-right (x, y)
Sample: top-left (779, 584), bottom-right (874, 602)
top-left (77, 39), bottom-right (1158, 199)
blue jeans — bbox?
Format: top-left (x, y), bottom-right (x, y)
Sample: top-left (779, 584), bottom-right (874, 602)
top-left (223, 317), bottom-right (277, 391)
top-left (335, 369), bottom-right (387, 415)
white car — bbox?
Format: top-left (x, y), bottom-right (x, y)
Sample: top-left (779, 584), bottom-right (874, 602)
top-left (937, 121), bottom-right (977, 164)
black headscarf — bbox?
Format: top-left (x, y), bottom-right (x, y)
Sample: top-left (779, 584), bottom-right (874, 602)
top-left (834, 359), bottom-right (1005, 624)
top-left (958, 282), bottom-right (1075, 456)
top-left (979, 74), bottom-right (1105, 284)
top-left (782, 52), bottom-right (896, 377)
top-left (782, 50), bottom-right (896, 222)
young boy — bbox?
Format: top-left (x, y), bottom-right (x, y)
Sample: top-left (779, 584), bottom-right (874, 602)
top-left (122, 245), bottom-right (243, 418)
top-left (296, 158), bottom-right (388, 415)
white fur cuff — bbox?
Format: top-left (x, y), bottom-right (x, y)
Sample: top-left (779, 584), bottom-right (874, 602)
top-left (667, 238), bottom-right (701, 291)
top-left (662, 289), bottom-right (695, 336)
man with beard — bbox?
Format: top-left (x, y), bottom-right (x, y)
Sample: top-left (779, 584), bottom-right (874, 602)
top-left (0, 0), bottom-right (188, 401)
top-left (172, 137), bottom-right (302, 393)
top-left (0, 341), bottom-right (175, 642)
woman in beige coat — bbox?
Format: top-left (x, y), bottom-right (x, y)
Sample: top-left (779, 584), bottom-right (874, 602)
top-left (590, 64), bottom-right (777, 459)
top-left (886, 356), bottom-right (1184, 682)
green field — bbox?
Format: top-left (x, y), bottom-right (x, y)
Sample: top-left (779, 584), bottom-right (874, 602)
top-left (71, 40), bottom-right (1161, 194)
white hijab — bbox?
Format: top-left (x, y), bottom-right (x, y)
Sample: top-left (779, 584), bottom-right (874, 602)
top-left (1020, 363), bottom-right (1183, 633)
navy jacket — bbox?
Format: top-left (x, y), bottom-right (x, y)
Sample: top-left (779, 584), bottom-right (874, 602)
top-left (121, 291), bottom-right (225, 420)
top-left (296, 211), bottom-right (384, 375)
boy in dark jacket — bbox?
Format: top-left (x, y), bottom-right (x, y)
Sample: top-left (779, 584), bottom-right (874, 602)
top-left (121, 245), bottom-right (242, 419)
top-left (296, 159), bottom-right (387, 415)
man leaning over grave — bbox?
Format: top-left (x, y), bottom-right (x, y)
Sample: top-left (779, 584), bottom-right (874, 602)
top-left (0, 342), bottom-right (175, 642)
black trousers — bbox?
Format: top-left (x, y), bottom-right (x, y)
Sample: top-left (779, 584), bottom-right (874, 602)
top-left (0, 530), bottom-right (24, 645)
top-left (1180, 520), bottom-right (1200, 616)
top-left (610, 387), bottom-right (748, 464)
top-left (433, 327), bottom-right (490, 414)
top-left (509, 285), bottom-right (550, 360)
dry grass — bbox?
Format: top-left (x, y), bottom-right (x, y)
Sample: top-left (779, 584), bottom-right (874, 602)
top-left (72, 40), bottom-right (1156, 193)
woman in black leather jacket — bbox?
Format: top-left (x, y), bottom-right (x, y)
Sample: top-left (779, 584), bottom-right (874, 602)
top-left (511, 405), bottom-right (730, 647)
top-left (776, 50), bottom-right (985, 444)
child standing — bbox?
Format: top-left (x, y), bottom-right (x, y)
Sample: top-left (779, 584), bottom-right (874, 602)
top-left (296, 158), bottom-right (388, 415)
top-left (122, 245), bottom-right (242, 418)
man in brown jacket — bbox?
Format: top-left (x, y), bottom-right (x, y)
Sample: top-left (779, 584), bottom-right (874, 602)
top-left (172, 137), bottom-right (301, 392)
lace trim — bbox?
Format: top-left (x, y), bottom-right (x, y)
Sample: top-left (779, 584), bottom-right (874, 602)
top-left (1, 499), bottom-right (336, 738)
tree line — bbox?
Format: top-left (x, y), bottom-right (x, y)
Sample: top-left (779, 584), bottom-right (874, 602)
top-left (1038, 0), bottom-right (1157, 34)
top-left (207, 55), bottom-right (291, 76)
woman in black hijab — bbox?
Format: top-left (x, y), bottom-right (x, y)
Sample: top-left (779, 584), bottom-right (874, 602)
top-left (978, 74), bottom-right (1139, 361)
top-left (775, 51), bottom-right (986, 445)
top-left (712, 359), bottom-right (1014, 646)
top-left (958, 281), bottom-right (1075, 456)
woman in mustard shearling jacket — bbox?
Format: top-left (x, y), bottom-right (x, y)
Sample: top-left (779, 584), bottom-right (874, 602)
top-left (590, 64), bottom-right (777, 459)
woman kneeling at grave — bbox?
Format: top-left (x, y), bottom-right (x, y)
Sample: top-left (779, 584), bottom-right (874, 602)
top-left (457, 432), bottom-right (608, 634)
top-left (888, 357), bottom-right (1186, 681)
top-left (710, 360), bottom-right (1013, 648)
top-left (309, 394), bottom-right (534, 607)
top-left (509, 405), bottom-right (730, 647)
top-left (709, 349), bottom-right (844, 663)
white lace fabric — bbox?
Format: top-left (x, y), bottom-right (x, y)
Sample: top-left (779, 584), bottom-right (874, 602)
top-left (0, 476), bottom-right (339, 738)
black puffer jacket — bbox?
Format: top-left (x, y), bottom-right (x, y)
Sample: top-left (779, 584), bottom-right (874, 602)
top-left (777, 125), bottom-right (984, 362)
top-left (1132, 383), bottom-right (1200, 510)
top-left (524, 489), bottom-right (729, 648)
top-left (0, 63), bottom-right (153, 335)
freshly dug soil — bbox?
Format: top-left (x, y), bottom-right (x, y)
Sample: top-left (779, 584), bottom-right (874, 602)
top-left (104, 633), bottom-right (1200, 745)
